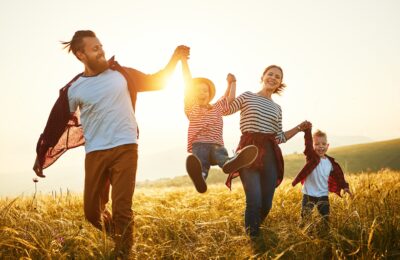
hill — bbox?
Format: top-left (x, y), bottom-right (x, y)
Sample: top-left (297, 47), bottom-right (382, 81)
top-left (285, 137), bottom-right (400, 177)
top-left (138, 138), bottom-right (400, 188)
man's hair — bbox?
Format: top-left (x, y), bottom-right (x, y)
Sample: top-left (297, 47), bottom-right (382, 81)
top-left (61, 30), bottom-right (96, 57)
top-left (313, 129), bottom-right (327, 139)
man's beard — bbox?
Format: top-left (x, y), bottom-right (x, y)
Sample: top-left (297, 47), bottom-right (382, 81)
top-left (86, 55), bottom-right (109, 74)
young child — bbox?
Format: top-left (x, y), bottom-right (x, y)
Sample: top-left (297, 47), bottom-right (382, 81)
top-left (182, 58), bottom-right (258, 193)
top-left (292, 125), bottom-right (353, 224)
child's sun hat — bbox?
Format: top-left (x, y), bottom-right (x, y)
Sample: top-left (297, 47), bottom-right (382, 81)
top-left (192, 77), bottom-right (216, 102)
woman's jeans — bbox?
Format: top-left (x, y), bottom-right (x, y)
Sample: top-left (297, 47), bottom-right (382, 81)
top-left (192, 142), bottom-right (229, 179)
top-left (239, 141), bottom-right (278, 237)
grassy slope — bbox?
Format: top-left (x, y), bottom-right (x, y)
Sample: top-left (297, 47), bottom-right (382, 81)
top-left (139, 138), bottom-right (400, 188)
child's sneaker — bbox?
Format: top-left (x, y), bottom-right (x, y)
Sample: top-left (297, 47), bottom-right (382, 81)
top-left (222, 145), bottom-right (258, 174)
top-left (186, 155), bottom-right (207, 193)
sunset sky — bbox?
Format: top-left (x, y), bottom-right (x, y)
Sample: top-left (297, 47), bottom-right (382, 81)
top-left (0, 0), bottom-right (399, 196)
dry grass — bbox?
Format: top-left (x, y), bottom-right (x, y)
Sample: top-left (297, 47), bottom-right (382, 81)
top-left (1, 169), bottom-right (399, 259)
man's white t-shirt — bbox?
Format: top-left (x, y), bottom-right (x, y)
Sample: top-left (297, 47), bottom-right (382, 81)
top-left (68, 69), bottom-right (137, 153)
top-left (302, 157), bottom-right (332, 197)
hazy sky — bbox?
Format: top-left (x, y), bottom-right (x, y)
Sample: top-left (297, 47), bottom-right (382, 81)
top-left (0, 0), bottom-right (399, 196)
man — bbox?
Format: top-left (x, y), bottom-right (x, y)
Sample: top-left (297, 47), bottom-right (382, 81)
top-left (33, 30), bottom-right (189, 256)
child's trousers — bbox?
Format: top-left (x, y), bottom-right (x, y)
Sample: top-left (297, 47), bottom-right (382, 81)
top-left (301, 194), bottom-right (330, 222)
top-left (192, 142), bottom-right (229, 179)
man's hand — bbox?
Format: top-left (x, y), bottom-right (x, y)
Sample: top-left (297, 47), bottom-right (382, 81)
top-left (226, 73), bottom-right (236, 84)
top-left (33, 156), bottom-right (46, 178)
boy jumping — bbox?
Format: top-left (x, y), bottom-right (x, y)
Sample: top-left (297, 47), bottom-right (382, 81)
top-left (292, 126), bottom-right (353, 224)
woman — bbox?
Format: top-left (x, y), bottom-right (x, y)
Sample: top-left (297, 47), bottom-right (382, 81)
top-left (225, 65), bottom-right (310, 238)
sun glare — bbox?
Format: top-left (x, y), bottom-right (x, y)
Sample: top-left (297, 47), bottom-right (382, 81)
top-left (135, 67), bottom-right (188, 135)
top-left (165, 69), bottom-right (185, 100)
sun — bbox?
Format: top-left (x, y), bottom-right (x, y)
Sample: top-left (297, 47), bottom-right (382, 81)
top-left (164, 68), bottom-right (186, 104)
top-left (161, 68), bottom-right (189, 124)
top-left (135, 68), bottom-right (187, 128)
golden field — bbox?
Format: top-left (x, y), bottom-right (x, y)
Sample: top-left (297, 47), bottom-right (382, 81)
top-left (1, 169), bottom-right (399, 259)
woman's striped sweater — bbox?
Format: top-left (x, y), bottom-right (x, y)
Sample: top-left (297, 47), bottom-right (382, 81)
top-left (225, 91), bottom-right (286, 144)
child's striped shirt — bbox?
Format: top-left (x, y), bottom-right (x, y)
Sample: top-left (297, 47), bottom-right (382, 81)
top-left (185, 98), bottom-right (229, 153)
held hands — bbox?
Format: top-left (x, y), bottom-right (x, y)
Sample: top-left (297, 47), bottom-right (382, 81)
top-left (226, 73), bottom-right (236, 84)
top-left (166, 45), bottom-right (190, 73)
top-left (174, 45), bottom-right (190, 61)
top-left (225, 73), bottom-right (237, 102)
top-left (297, 120), bottom-right (312, 132)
